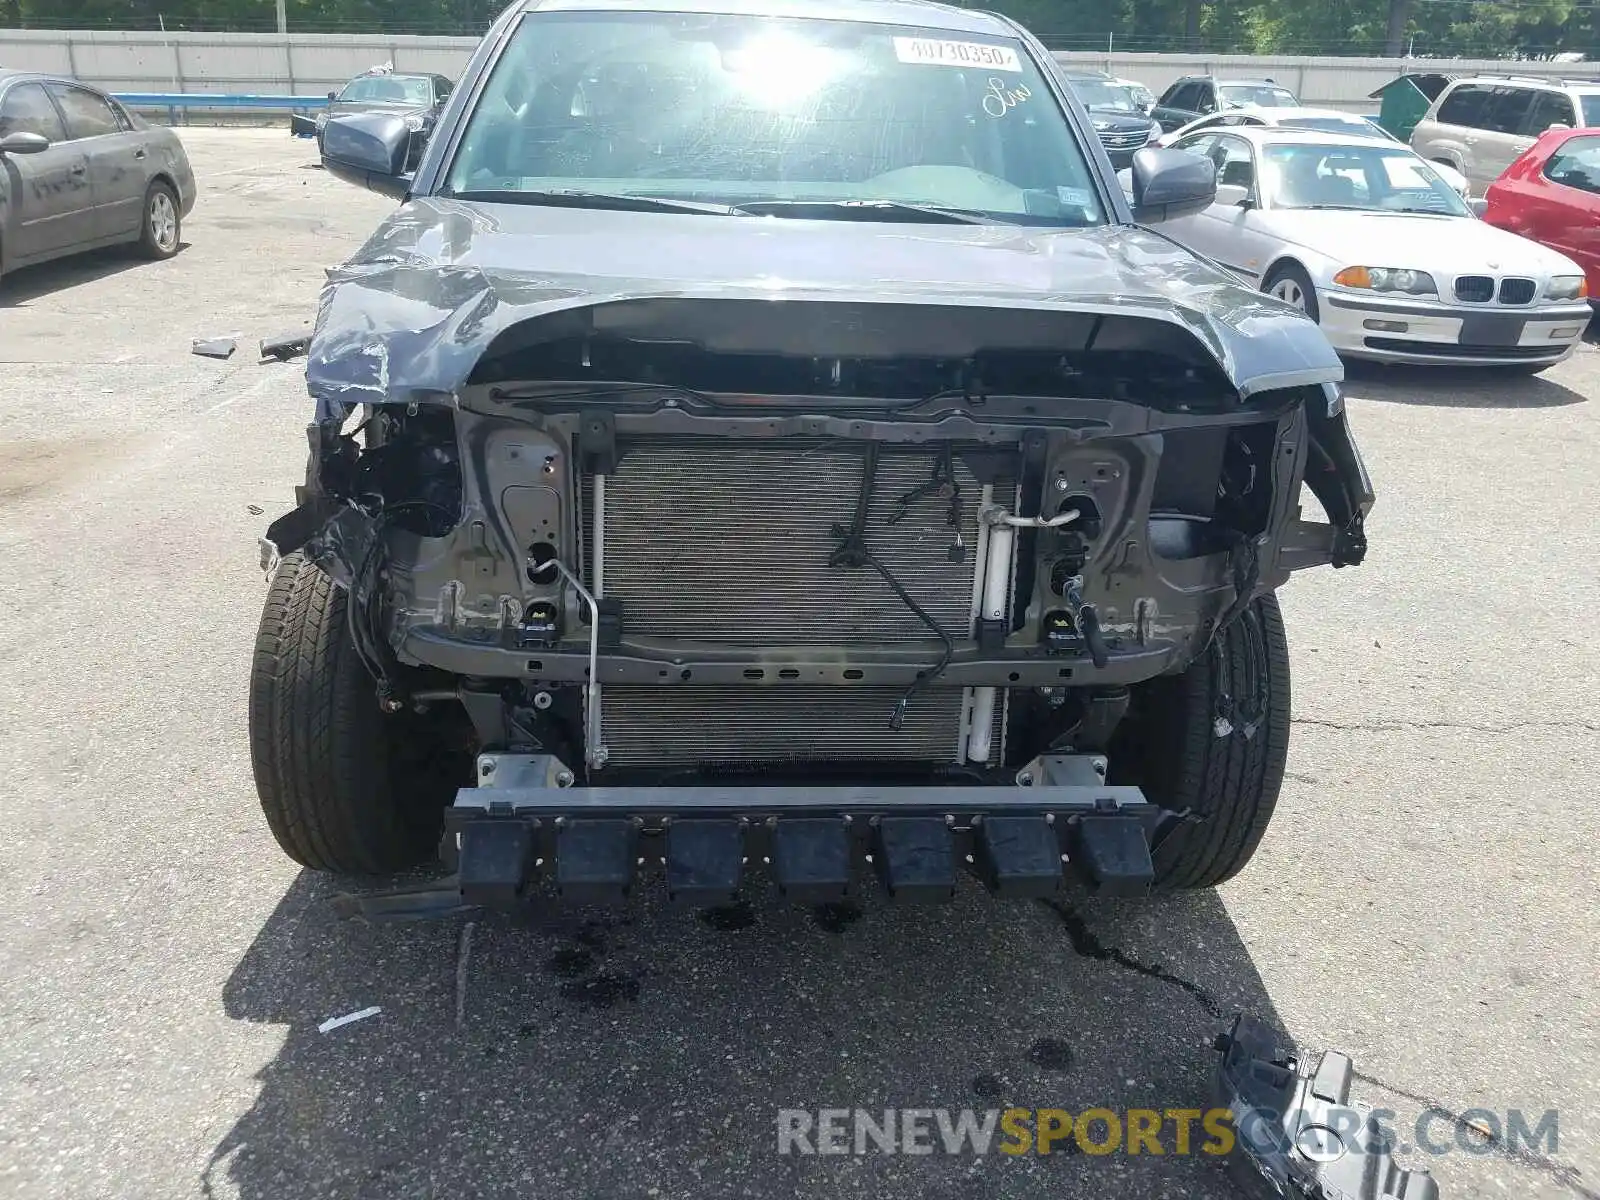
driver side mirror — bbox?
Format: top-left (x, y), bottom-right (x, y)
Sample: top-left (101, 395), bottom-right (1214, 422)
top-left (1469, 196), bottom-right (1489, 217)
top-left (320, 112), bottom-right (413, 199)
top-left (1129, 146), bottom-right (1218, 223)
top-left (0, 131), bottom-right (50, 155)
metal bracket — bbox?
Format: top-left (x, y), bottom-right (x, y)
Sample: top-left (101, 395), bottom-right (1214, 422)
top-left (474, 752), bottom-right (575, 791)
top-left (1015, 752), bottom-right (1110, 788)
top-left (578, 411), bottom-right (617, 474)
top-left (1332, 509), bottom-right (1368, 568)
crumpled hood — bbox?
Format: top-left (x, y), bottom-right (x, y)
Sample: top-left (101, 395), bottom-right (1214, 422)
top-left (306, 197), bottom-right (1343, 413)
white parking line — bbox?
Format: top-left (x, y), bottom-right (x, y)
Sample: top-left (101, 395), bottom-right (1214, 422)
top-left (201, 371), bottom-right (280, 415)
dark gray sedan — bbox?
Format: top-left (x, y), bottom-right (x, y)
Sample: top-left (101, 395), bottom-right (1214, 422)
top-left (0, 70), bottom-right (196, 283)
top-left (314, 71), bottom-right (454, 169)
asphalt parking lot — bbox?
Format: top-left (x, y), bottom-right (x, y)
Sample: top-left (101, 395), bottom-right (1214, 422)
top-left (0, 127), bottom-right (1596, 1200)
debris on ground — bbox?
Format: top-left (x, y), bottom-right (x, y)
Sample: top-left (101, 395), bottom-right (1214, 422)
top-left (317, 1006), bottom-right (381, 1034)
top-left (190, 335), bottom-right (239, 360)
top-left (259, 331), bottom-right (311, 362)
top-left (1214, 1013), bottom-right (1441, 1199)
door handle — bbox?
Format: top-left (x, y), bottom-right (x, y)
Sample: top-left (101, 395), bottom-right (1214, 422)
top-left (70, 164), bottom-right (86, 176)
top-left (134, 148), bottom-right (146, 159)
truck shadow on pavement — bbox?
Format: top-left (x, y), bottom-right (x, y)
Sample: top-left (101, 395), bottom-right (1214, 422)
top-left (208, 874), bottom-right (1283, 1200)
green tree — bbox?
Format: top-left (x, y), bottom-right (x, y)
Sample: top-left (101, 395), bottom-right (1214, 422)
top-left (3, 0), bottom-right (1592, 56)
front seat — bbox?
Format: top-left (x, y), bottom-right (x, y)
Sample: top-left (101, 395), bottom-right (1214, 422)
top-left (1278, 154), bottom-right (1325, 207)
top-left (1315, 172), bottom-right (1358, 207)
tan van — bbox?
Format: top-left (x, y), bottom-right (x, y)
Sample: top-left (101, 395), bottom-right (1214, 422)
top-left (1410, 75), bottom-right (1600, 193)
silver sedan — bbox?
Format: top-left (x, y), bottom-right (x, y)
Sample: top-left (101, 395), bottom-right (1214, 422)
top-left (1150, 103), bottom-right (1472, 198)
top-left (0, 70), bottom-right (197, 284)
top-left (1153, 126), bottom-right (1591, 372)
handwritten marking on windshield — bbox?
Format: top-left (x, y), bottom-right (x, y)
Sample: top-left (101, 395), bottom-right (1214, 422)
top-left (982, 77), bottom-right (1031, 119)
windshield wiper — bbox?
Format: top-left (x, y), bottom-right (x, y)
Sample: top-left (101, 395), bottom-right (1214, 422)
top-left (732, 199), bottom-right (999, 225)
top-left (445, 189), bottom-right (740, 216)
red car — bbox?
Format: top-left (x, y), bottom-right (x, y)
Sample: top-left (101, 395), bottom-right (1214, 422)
top-left (1484, 127), bottom-right (1600, 303)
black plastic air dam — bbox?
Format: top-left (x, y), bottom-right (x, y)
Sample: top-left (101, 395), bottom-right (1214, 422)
top-left (433, 783), bottom-right (1166, 910)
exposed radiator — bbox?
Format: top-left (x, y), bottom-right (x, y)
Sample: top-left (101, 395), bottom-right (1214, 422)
top-left (582, 437), bottom-right (1015, 769)
top-left (592, 438), bottom-right (1002, 643)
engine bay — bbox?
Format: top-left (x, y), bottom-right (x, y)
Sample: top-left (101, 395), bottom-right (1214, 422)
top-left (271, 362), bottom-right (1369, 786)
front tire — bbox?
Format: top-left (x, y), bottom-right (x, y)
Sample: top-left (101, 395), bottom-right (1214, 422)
top-left (1108, 593), bottom-right (1291, 890)
top-left (1262, 263), bottom-right (1320, 323)
top-left (136, 180), bottom-right (181, 260)
top-left (248, 552), bottom-right (460, 873)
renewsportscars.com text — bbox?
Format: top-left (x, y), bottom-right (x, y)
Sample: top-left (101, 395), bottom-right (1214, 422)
top-left (776, 1107), bottom-right (1561, 1158)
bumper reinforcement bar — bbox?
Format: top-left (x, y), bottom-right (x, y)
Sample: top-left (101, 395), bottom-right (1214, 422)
top-left (336, 753), bottom-right (1170, 919)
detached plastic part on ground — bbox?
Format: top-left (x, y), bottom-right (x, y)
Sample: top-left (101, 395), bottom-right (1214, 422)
top-left (1215, 1013), bottom-right (1441, 1199)
top-left (190, 334), bottom-right (238, 360)
top-left (190, 329), bottom-right (309, 363)
top-left (259, 330), bottom-right (310, 361)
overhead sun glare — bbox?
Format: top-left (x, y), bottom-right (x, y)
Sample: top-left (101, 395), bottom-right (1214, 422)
top-left (721, 34), bottom-right (843, 108)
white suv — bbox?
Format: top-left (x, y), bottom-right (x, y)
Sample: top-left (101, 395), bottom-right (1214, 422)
top-left (1411, 75), bottom-right (1600, 192)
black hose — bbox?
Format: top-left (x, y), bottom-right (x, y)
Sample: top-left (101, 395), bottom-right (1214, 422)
top-left (828, 443), bottom-right (959, 730)
top-left (859, 549), bottom-right (957, 730)
top-left (1077, 602), bottom-right (1110, 669)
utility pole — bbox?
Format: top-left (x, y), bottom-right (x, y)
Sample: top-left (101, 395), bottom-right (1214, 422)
top-left (275, 0), bottom-right (287, 34)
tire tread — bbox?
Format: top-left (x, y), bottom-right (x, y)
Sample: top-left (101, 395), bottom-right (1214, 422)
top-left (247, 552), bottom-right (433, 873)
top-left (1134, 594), bottom-right (1291, 890)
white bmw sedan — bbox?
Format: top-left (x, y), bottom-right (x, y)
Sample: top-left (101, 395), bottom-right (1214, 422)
top-left (1153, 127), bottom-right (1591, 372)
top-left (1151, 104), bottom-right (1470, 197)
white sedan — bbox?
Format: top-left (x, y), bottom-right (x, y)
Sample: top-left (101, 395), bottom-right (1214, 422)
top-left (1150, 127), bottom-right (1591, 372)
top-left (1152, 105), bottom-right (1470, 197)
top-left (1114, 76), bottom-right (1156, 115)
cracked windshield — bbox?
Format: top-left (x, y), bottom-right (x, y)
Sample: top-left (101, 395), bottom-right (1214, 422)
top-left (444, 12), bottom-right (1105, 225)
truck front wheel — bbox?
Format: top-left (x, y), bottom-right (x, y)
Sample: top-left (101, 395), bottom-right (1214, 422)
top-left (248, 552), bottom-right (462, 874)
top-left (1109, 593), bottom-right (1292, 890)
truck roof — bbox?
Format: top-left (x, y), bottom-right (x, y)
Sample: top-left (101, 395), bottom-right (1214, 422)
top-left (521, 0), bottom-right (1017, 36)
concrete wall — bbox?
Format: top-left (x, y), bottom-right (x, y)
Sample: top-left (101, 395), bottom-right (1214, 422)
top-left (0, 27), bottom-right (1591, 112)
top-left (0, 28), bottom-right (480, 100)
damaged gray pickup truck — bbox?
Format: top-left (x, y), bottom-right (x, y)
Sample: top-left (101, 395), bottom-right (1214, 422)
top-left (251, 0), bottom-right (1373, 910)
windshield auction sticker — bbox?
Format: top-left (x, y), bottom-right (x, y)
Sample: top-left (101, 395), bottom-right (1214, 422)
top-left (892, 37), bottom-right (1022, 72)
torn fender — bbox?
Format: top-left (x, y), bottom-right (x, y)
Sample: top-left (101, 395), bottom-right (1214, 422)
top-left (1215, 1014), bottom-right (1441, 1200)
top-left (304, 198), bottom-right (1344, 418)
